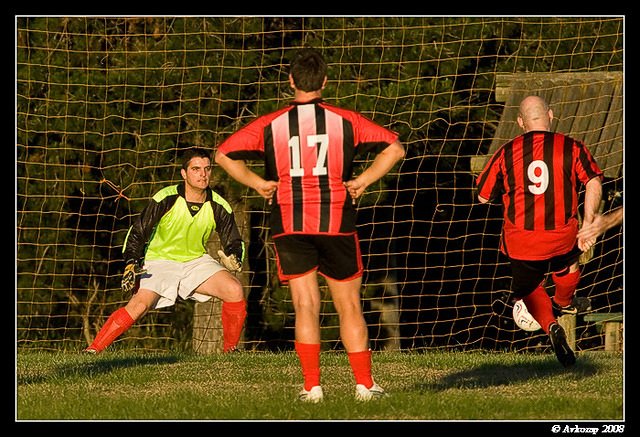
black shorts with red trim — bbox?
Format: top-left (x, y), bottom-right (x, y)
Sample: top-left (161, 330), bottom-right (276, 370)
top-left (272, 232), bottom-right (363, 282)
top-left (509, 245), bottom-right (582, 299)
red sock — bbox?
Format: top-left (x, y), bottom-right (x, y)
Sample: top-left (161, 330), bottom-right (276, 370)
top-left (295, 342), bottom-right (321, 390)
top-left (552, 269), bottom-right (580, 307)
top-left (222, 299), bottom-right (247, 353)
top-left (348, 349), bottom-right (374, 389)
top-left (522, 284), bottom-right (556, 334)
top-left (88, 308), bottom-right (134, 352)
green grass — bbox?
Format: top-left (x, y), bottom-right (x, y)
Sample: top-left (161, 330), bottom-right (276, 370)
top-left (16, 349), bottom-right (623, 421)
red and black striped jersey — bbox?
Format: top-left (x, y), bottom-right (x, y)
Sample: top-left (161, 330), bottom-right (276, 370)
top-left (217, 98), bottom-right (399, 236)
top-left (476, 130), bottom-right (602, 260)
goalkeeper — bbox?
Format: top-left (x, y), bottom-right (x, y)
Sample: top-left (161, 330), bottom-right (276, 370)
top-left (85, 148), bottom-right (247, 354)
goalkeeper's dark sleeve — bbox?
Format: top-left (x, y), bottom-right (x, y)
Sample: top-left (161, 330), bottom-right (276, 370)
top-left (211, 198), bottom-right (245, 264)
top-left (122, 196), bottom-right (173, 265)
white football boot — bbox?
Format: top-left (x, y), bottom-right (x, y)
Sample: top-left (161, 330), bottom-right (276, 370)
top-left (298, 385), bottom-right (324, 403)
top-left (354, 382), bottom-right (388, 401)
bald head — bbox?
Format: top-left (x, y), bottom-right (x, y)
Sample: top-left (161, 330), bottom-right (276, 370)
top-left (517, 95), bottom-right (553, 132)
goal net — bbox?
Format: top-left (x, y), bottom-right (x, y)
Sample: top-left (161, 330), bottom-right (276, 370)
top-left (16, 16), bottom-right (623, 353)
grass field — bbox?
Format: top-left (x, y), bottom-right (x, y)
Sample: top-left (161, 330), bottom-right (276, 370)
top-left (16, 349), bottom-right (623, 422)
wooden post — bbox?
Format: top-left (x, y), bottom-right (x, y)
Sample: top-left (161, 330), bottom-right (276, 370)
top-left (603, 321), bottom-right (622, 352)
top-left (583, 313), bottom-right (623, 352)
top-left (192, 203), bottom-right (250, 354)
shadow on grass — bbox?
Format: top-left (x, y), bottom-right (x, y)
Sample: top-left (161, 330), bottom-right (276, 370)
top-left (18, 353), bottom-right (182, 385)
top-left (412, 354), bottom-right (600, 393)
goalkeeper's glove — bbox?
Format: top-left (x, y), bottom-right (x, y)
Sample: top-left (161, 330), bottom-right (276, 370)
top-left (217, 250), bottom-right (242, 273)
top-left (121, 261), bottom-right (147, 293)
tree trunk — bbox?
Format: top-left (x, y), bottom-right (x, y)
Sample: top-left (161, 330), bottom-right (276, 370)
top-left (192, 202), bottom-right (251, 354)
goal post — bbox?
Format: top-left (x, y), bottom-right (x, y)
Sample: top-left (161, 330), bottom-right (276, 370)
top-left (16, 16), bottom-right (623, 353)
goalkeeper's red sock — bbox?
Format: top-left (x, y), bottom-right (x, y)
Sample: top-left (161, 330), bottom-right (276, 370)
top-left (552, 269), bottom-right (580, 308)
top-left (348, 349), bottom-right (374, 389)
top-left (522, 284), bottom-right (556, 334)
top-left (87, 307), bottom-right (134, 352)
top-left (295, 342), bottom-right (321, 391)
top-left (222, 299), bottom-right (247, 353)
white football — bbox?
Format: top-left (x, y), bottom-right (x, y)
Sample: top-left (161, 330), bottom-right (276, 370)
top-left (512, 299), bottom-right (542, 332)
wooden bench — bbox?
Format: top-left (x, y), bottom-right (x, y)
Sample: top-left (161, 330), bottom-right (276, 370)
top-left (583, 312), bottom-right (623, 352)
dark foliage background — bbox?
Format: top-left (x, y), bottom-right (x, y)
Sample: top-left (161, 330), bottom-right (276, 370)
top-left (17, 17), bottom-right (623, 351)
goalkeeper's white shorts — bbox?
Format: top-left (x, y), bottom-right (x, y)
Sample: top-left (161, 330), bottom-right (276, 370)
top-left (139, 254), bottom-right (225, 309)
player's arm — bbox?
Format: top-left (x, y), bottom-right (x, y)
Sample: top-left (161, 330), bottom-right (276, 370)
top-left (476, 151), bottom-right (505, 205)
top-left (344, 139), bottom-right (405, 199)
top-left (122, 197), bottom-right (169, 265)
top-left (577, 176), bottom-right (605, 252)
top-left (211, 195), bottom-right (245, 272)
top-left (578, 207), bottom-right (623, 241)
top-left (214, 151), bottom-right (279, 201)
top-left (573, 139), bottom-right (603, 225)
top-left (121, 197), bottom-right (171, 292)
top-left (582, 176), bottom-right (603, 225)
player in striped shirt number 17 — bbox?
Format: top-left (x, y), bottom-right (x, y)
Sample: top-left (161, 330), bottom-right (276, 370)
top-left (215, 48), bottom-right (405, 402)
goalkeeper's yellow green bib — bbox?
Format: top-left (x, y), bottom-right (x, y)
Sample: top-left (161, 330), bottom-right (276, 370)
top-left (122, 183), bottom-right (243, 265)
top-left (144, 195), bottom-right (215, 262)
